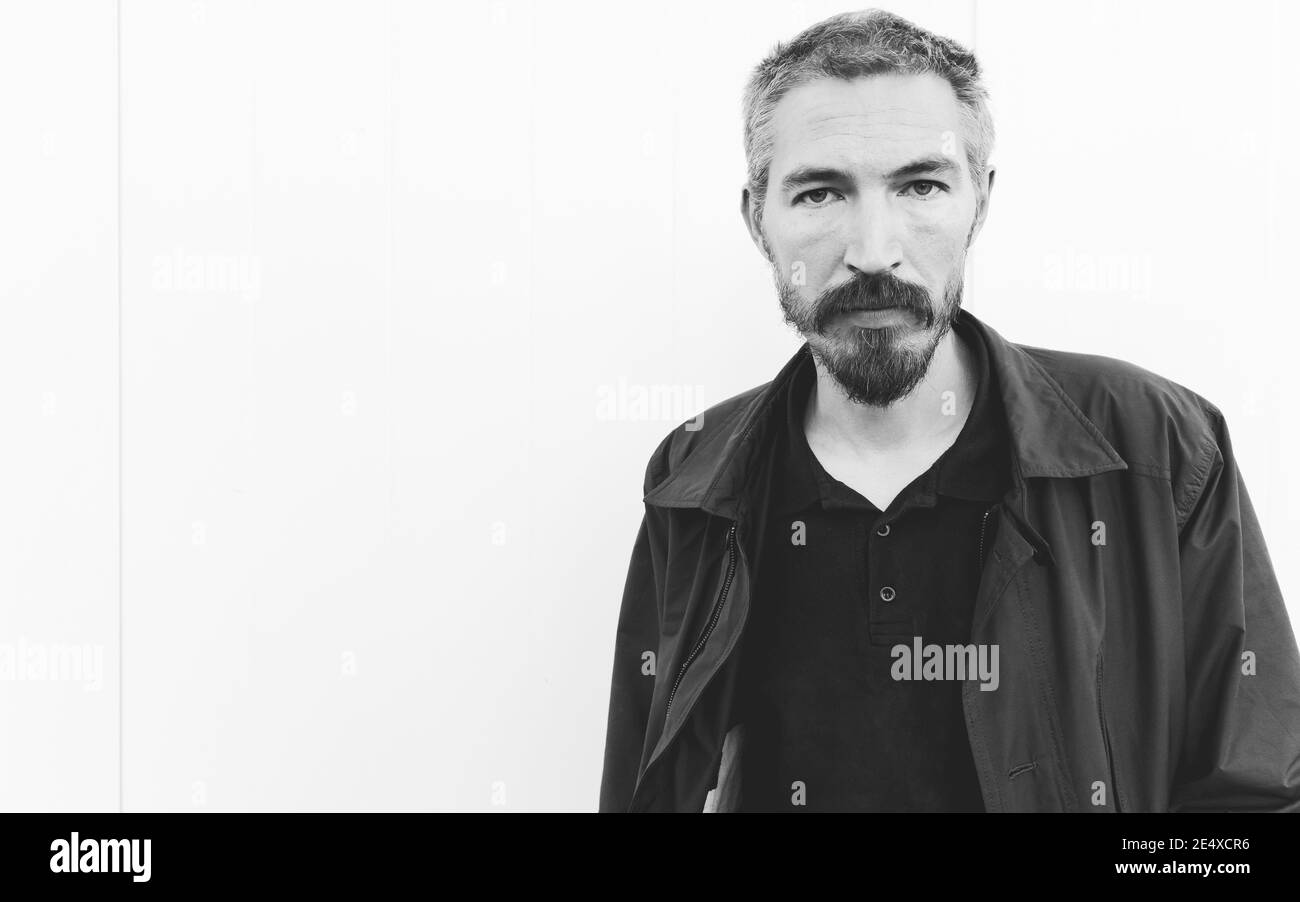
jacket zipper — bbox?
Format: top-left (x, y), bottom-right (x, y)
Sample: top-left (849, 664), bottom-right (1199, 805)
top-left (977, 505), bottom-right (994, 571)
top-left (1096, 651), bottom-right (1122, 812)
top-left (664, 521), bottom-right (738, 723)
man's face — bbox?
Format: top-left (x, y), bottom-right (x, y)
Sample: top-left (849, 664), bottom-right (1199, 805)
top-left (744, 73), bottom-right (991, 407)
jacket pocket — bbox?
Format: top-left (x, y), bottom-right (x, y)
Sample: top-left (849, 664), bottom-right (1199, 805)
top-left (1000, 755), bottom-right (1072, 811)
top-left (1096, 649), bottom-right (1123, 812)
top-left (664, 520), bottom-right (738, 724)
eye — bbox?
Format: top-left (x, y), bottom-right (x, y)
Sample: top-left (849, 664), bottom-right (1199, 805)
top-left (902, 180), bottom-right (948, 199)
top-left (794, 187), bottom-right (841, 207)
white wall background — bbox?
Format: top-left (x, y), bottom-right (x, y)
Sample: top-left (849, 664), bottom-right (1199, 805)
top-left (1, 0), bottom-right (1295, 812)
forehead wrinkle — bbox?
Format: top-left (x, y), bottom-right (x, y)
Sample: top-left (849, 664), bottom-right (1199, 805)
top-left (795, 104), bottom-right (953, 134)
top-left (774, 128), bottom-right (951, 179)
top-left (776, 120), bottom-right (956, 170)
top-left (774, 78), bottom-right (963, 139)
top-left (774, 107), bottom-right (965, 176)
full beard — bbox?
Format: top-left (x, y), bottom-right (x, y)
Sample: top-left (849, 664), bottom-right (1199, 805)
top-left (775, 270), bottom-right (964, 408)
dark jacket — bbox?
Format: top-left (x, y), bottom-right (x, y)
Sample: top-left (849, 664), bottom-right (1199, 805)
top-left (598, 309), bottom-right (1300, 812)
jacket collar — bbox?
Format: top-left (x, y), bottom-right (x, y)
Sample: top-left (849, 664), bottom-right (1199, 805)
top-left (642, 309), bottom-right (1128, 522)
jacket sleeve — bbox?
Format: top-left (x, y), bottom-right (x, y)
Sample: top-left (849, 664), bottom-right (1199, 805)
top-left (597, 444), bottom-right (671, 812)
top-left (1168, 409), bottom-right (1300, 812)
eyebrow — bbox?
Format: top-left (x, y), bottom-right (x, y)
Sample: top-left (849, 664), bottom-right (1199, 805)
top-left (779, 155), bottom-right (961, 193)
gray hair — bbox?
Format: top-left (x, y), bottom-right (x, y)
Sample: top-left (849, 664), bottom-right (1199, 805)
top-left (742, 8), bottom-right (995, 225)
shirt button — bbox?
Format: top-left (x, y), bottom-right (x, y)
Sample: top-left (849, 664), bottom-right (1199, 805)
top-left (876, 523), bottom-right (891, 537)
top-left (879, 586), bottom-right (896, 603)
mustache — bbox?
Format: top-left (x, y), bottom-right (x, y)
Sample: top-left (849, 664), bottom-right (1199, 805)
top-left (812, 272), bottom-right (934, 332)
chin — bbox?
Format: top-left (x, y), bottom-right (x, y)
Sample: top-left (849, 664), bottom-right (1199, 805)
top-left (836, 321), bottom-right (926, 349)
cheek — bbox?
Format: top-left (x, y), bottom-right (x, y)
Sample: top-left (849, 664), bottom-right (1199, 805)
top-left (906, 208), bottom-right (972, 266)
top-left (768, 216), bottom-right (842, 285)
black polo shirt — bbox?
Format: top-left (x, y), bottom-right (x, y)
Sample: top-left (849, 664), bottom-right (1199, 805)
top-left (734, 312), bottom-right (1012, 812)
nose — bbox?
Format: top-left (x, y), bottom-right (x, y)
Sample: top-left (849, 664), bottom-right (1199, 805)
top-left (843, 196), bottom-right (903, 277)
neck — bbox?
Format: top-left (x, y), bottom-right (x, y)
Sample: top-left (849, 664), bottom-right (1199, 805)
top-left (804, 326), bottom-right (976, 454)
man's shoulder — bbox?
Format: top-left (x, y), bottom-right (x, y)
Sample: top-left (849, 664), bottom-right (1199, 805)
top-left (639, 380), bottom-right (773, 497)
top-left (1015, 341), bottom-right (1227, 480)
top-left (1018, 341), bottom-right (1221, 425)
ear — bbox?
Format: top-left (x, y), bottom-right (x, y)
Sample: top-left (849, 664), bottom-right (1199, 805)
top-left (968, 165), bottom-right (995, 246)
top-left (740, 185), bottom-right (772, 261)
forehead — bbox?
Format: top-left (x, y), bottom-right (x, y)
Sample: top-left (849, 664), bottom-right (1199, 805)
top-left (768, 73), bottom-right (966, 176)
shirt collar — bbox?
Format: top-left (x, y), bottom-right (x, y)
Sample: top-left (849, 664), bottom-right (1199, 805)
top-left (772, 312), bottom-right (1010, 517)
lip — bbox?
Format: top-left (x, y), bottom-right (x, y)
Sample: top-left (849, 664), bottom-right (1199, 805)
top-left (840, 307), bottom-right (913, 323)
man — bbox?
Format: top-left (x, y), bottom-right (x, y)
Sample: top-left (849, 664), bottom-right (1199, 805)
top-left (598, 9), bottom-right (1300, 812)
